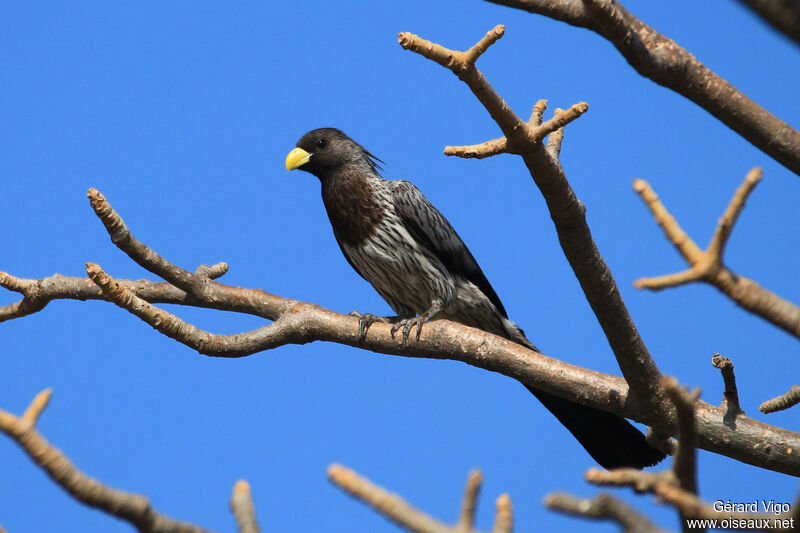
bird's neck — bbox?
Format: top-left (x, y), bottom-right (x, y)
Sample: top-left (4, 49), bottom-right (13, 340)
top-left (320, 169), bottom-right (385, 247)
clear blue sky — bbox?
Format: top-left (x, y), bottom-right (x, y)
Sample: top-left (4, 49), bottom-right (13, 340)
top-left (2, 2), bottom-right (799, 531)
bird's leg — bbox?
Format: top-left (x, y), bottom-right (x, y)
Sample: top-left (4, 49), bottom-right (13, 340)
top-left (390, 300), bottom-right (444, 348)
top-left (349, 311), bottom-right (401, 343)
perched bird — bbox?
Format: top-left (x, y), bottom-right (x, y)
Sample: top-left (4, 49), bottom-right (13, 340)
top-left (285, 128), bottom-right (665, 470)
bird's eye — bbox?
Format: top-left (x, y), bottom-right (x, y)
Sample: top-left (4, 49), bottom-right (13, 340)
top-left (316, 138), bottom-right (328, 149)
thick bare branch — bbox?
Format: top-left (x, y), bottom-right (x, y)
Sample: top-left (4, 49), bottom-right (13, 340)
top-left (484, 0), bottom-right (800, 176)
top-left (85, 262), bottom-right (301, 358)
top-left (634, 170), bottom-right (800, 339)
top-left (399, 25), bottom-right (667, 417)
top-left (545, 492), bottom-right (666, 533)
top-left (0, 391), bottom-right (214, 533)
top-left (761, 385), bottom-right (800, 414)
top-left (734, 0), bottom-right (800, 47)
top-left (3, 190), bottom-right (800, 475)
top-left (230, 480), bottom-right (261, 533)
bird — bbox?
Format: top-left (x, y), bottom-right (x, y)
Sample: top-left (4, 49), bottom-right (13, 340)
top-left (285, 127), bottom-right (666, 470)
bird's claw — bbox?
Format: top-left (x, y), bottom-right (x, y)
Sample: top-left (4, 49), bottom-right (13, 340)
top-left (390, 316), bottom-right (426, 349)
top-left (350, 311), bottom-right (387, 343)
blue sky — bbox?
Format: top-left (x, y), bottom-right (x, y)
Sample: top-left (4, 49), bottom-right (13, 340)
top-left (2, 1), bottom-right (799, 531)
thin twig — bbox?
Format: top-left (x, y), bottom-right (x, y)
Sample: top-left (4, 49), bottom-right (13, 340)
top-left (458, 470), bottom-right (483, 531)
top-left (492, 494), bottom-right (513, 533)
top-left (545, 492), bottom-right (666, 533)
top-left (586, 467), bottom-right (794, 527)
top-left (711, 354), bottom-right (743, 425)
top-left (327, 464), bottom-right (454, 533)
top-left (484, 0), bottom-right (800, 176)
top-left (443, 102), bottom-right (587, 159)
top-left (195, 263), bottom-right (229, 280)
top-left (85, 262), bottom-right (300, 358)
top-left (634, 169), bottom-right (800, 339)
top-left (88, 188), bottom-right (211, 297)
top-left (761, 385), bottom-right (800, 414)
top-left (230, 480), bottom-right (261, 533)
top-left (546, 107), bottom-right (566, 159)
top-left (0, 391), bottom-right (215, 533)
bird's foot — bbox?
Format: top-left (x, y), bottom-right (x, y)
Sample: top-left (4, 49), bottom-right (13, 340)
top-left (349, 311), bottom-right (397, 343)
top-left (389, 302), bottom-right (443, 349)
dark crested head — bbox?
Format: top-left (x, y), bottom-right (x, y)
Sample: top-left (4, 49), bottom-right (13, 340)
top-left (285, 128), bottom-right (382, 178)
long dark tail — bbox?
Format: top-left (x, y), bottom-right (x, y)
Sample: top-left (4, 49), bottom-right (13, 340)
top-left (506, 325), bottom-right (665, 469)
top-left (527, 386), bottom-right (665, 469)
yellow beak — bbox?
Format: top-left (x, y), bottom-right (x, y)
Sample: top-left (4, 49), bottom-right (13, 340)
top-left (285, 147), bottom-right (311, 171)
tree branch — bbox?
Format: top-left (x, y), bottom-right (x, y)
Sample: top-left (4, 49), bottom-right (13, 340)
top-left (328, 465), bottom-right (516, 533)
top-left (484, 0), bottom-right (800, 176)
top-left (761, 385), bottom-right (800, 414)
top-left (545, 492), bottom-right (666, 532)
top-left (443, 101), bottom-right (588, 159)
top-left (230, 480), bottom-right (261, 533)
top-left (734, 0), bottom-right (800, 47)
top-left (580, 377), bottom-right (798, 530)
top-left (711, 354), bottom-right (744, 426)
top-left (399, 25), bottom-right (668, 418)
top-left (458, 470), bottom-right (483, 531)
top-left (3, 188), bottom-right (800, 475)
top-left (634, 169), bottom-right (800, 339)
top-left (327, 464), bottom-right (455, 533)
top-left (0, 390), bottom-right (215, 533)
top-left (586, 468), bottom-right (795, 528)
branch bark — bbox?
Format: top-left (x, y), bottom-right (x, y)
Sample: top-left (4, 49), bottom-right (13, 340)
top-left (484, 0), bottom-right (800, 176)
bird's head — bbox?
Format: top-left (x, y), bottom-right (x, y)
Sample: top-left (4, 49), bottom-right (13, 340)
top-left (285, 128), bottom-right (382, 179)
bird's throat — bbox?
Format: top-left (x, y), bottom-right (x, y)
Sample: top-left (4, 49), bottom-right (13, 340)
top-left (321, 171), bottom-right (385, 247)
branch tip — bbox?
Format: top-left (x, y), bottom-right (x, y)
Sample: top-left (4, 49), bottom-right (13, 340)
top-left (230, 479), bottom-right (260, 533)
top-left (22, 388), bottom-right (53, 426)
top-left (458, 468), bottom-right (483, 529)
top-left (465, 24), bottom-right (506, 64)
top-left (493, 493), bottom-right (513, 533)
top-left (760, 385), bottom-right (800, 414)
top-left (632, 178), bottom-right (648, 193)
top-left (529, 99), bottom-right (548, 126)
top-left (233, 479), bottom-right (251, 496)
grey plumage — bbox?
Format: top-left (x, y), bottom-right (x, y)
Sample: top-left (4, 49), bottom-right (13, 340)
top-left (286, 128), bottom-right (665, 470)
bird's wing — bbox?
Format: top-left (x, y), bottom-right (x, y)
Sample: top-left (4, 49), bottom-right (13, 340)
top-left (389, 180), bottom-right (508, 318)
